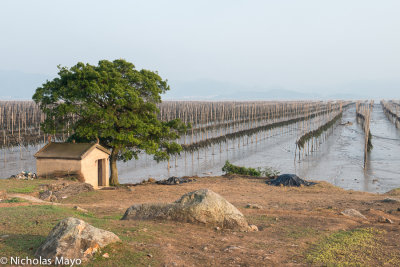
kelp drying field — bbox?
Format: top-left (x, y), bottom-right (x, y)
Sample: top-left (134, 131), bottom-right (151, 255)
top-left (1, 100), bottom-right (349, 152)
top-left (2, 100), bottom-right (400, 192)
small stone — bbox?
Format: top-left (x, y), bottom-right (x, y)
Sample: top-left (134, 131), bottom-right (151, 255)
top-left (224, 245), bottom-right (242, 252)
top-left (147, 254), bottom-right (153, 258)
top-left (73, 206), bottom-right (88, 213)
top-left (215, 226), bottom-right (221, 231)
top-left (202, 246), bottom-right (208, 251)
top-left (102, 253), bottom-right (109, 258)
top-left (378, 216), bottom-right (394, 224)
top-left (340, 209), bottom-right (367, 219)
top-left (128, 187), bottom-right (135, 192)
top-left (249, 224), bottom-right (259, 232)
top-left (245, 203), bottom-right (262, 209)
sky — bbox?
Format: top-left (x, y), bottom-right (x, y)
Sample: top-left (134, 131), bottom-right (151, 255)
top-left (0, 0), bottom-right (399, 99)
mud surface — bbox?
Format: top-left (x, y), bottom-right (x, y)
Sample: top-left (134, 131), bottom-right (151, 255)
top-left (1, 104), bottom-right (399, 193)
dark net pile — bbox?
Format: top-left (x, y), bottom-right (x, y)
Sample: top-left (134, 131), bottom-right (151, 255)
top-left (156, 176), bottom-right (196, 185)
top-left (266, 174), bottom-right (316, 187)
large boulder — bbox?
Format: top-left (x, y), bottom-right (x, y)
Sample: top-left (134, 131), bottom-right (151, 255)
top-left (35, 217), bottom-right (120, 262)
top-left (122, 189), bottom-right (254, 231)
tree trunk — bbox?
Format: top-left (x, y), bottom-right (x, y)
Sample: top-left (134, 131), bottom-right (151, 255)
top-left (109, 148), bottom-right (119, 186)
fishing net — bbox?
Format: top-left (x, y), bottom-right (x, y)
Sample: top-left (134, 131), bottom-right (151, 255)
top-left (156, 176), bottom-right (196, 185)
top-left (266, 174), bottom-right (316, 187)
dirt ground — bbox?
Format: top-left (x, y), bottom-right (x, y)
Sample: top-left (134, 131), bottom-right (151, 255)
top-left (1, 176), bottom-right (400, 266)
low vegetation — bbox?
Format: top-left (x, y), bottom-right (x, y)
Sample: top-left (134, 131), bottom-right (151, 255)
top-left (222, 161), bottom-right (279, 177)
top-left (0, 179), bottom-right (53, 193)
top-left (306, 228), bottom-right (400, 266)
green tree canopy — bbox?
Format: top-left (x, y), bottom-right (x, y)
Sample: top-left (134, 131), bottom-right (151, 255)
top-left (33, 59), bottom-right (187, 185)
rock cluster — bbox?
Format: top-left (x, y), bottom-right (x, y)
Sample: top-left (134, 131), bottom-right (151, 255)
top-left (122, 189), bottom-right (256, 231)
top-left (10, 171), bottom-right (37, 180)
top-left (39, 183), bottom-right (94, 202)
top-left (35, 217), bottom-right (120, 262)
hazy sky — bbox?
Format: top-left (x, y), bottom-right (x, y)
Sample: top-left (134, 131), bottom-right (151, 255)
top-left (0, 0), bottom-right (399, 98)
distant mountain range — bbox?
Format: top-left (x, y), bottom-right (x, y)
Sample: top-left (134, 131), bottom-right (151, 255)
top-left (0, 70), bottom-right (398, 100)
top-left (164, 80), bottom-right (319, 100)
top-left (164, 79), bottom-right (400, 100)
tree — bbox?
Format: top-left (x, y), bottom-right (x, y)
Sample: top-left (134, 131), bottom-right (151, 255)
top-left (33, 59), bottom-right (188, 185)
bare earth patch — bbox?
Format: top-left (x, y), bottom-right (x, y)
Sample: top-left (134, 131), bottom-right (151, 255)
top-left (1, 176), bottom-right (400, 266)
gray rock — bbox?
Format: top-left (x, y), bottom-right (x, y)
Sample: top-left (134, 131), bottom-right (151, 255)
top-left (35, 217), bottom-right (120, 262)
top-left (340, 209), bottom-right (367, 219)
top-left (122, 189), bottom-right (254, 231)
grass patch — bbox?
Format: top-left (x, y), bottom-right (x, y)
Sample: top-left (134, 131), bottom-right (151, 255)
top-left (88, 243), bottom-right (159, 267)
top-left (7, 185), bottom-right (37, 193)
top-left (60, 190), bottom-right (102, 203)
top-left (386, 187), bottom-right (400, 196)
top-left (306, 228), bottom-right (387, 266)
top-left (0, 205), bottom-right (166, 266)
top-left (1, 197), bottom-right (27, 203)
top-left (0, 179), bottom-right (53, 193)
top-left (283, 226), bottom-right (320, 239)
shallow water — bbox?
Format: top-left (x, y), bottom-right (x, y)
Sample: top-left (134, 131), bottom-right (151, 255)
top-left (1, 104), bottom-right (399, 193)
